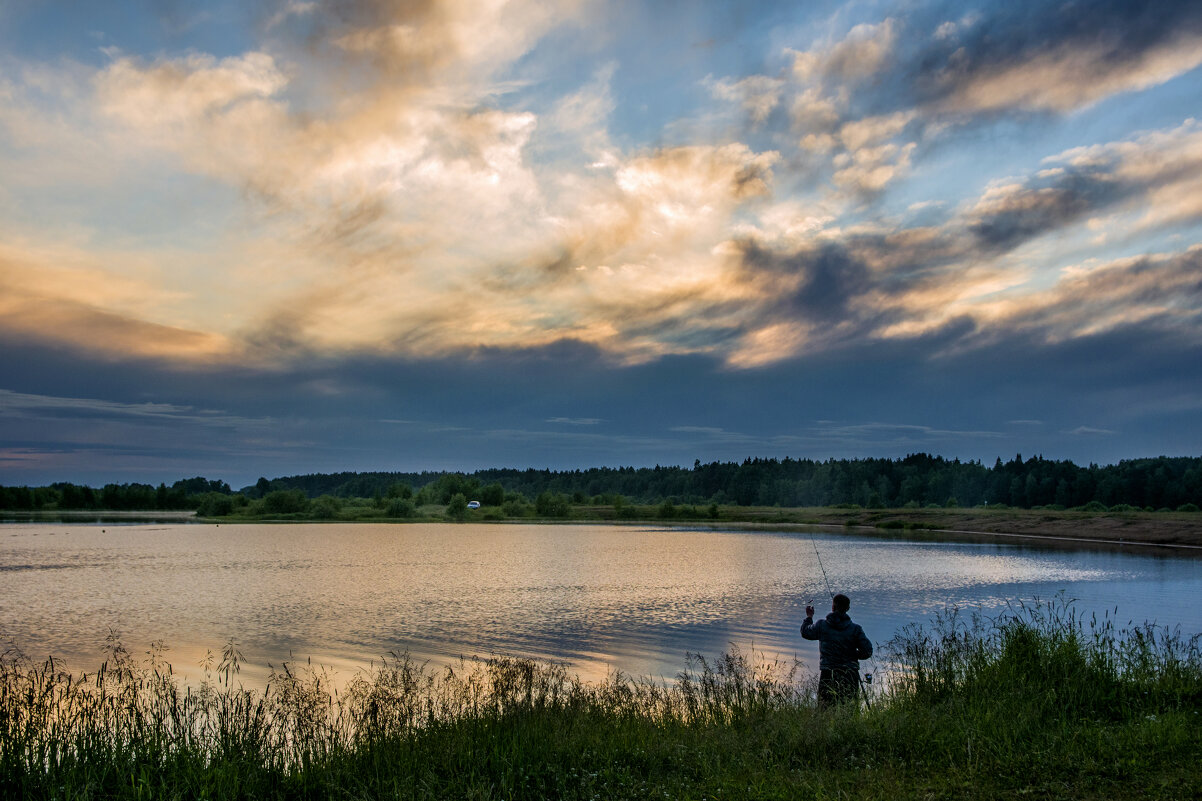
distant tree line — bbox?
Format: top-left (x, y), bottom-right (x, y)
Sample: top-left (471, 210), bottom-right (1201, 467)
top-left (0, 477), bottom-right (230, 512)
top-left (2, 456), bottom-right (1200, 512)
top-left (244, 454), bottom-right (1202, 510)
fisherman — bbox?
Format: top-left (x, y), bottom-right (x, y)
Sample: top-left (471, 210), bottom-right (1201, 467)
top-left (801, 593), bottom-right (873, 706)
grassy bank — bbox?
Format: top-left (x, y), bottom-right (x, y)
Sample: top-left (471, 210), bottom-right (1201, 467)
top-left (3, 601), bottom-right (1200, 799)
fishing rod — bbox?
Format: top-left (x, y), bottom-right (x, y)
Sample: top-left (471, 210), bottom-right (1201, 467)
top-left (809, 532), bottom-right (834, 599)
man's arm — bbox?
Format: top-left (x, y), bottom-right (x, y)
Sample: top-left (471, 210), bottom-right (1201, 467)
top-left (855, 626), bottom-right (873, 659)
top-left (801, 610), bottom-right (820, 640)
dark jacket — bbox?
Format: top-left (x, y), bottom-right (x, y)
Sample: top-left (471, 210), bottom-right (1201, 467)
top-left (801, 611), bottom-right (873, 671)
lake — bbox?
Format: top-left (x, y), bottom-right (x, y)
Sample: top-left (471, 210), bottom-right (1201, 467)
top-left (1, 521), bottom-right (1199, 687)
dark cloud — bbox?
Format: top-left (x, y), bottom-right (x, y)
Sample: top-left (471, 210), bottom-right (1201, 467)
top-left (1000, 248), bottom-right (1202, 342)
top-left (6, 299), bottom-right (1201, 488)
top-left (737, 240), bottom-right (872, 324)
top-left (922, 0), bottom-right (1202, 94)
top-left (968, 167), bottom-right (1130, 250)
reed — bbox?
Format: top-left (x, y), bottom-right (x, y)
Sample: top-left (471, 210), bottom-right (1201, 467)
top-left (2, 599), bottom-right (1199, 799)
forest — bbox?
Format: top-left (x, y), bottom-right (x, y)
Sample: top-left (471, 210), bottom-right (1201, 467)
top-left (1, 454), bottom-right (1200, 513)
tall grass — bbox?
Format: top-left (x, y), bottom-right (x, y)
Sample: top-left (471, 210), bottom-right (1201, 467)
top-left (3, 600), bottom-right (1200, 799)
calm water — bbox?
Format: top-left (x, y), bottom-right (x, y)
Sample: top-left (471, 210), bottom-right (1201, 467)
top-left (1, 522), bottom-right (1199, 685)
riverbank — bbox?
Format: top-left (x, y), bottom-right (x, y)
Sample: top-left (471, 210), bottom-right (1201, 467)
top-left (188, 503), bottom-right (1202, 550)
top-left (2, 601), bottom-right (1198, 800)
top-left (10, 503), bottom-right (1202, 549)
top-left (732, 505), bottom-right (1202, 549)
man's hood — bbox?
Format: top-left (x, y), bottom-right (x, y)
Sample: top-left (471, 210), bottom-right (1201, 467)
top-left (825, 611), bottom-right (853, 630)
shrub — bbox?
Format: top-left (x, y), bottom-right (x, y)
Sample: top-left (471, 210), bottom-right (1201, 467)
top-left (501, 498), bottom-right (530, 517)
top-left (480, 482), bottom-right (505, 506)
top-left (261, 489), bottom-right (309, 515)
top-left (535, 491), bottom-right (570, 517)
top-left (196, 492), bottom-right (234, 517)
top-left (1178, 502), bottom-right (1200, 512)
top-left (386, 498), bottom-right (416, 518)
top-left (1077, 500), bottom-right (1108, 512)
top-left (311, 495), bottom-right (342, 519)
top-left (446, 493), bottom-right (469, 520)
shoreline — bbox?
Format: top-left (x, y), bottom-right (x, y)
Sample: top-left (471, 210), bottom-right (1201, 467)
top-left (788, 506), bottom-right (1202, 549)
top-left (6, 506), bottom-right (1202, 552)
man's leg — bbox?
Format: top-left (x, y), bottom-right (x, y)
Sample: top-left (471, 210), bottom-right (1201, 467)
top-left (817, 668), bottom-right (836, 707)
top-left (832, 668), bottom-right (860, 705)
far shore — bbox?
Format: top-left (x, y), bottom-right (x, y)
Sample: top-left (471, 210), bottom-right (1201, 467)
top-left (7, 504), bottom-right (1202, 551)
top-left (714, 505), bottom-right (1202, 551)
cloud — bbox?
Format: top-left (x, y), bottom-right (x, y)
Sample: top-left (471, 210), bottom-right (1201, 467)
top-left (708, 0), bottom-right (1202, 205)
top-left (831, 140), bottom-right (916, 194)
top-left (265, 1), bottom-right (318, 31)
top-left (547, 417), bottom-right (603, 425)
top-left (736, 240), bottom-right (871, 325)
top-left (1000, 247), bottom-right (1202, 342)
top-left (1065, 426), bottom-right (1115, 436)
top-left (966, 168), bottom-right (1129, 251)
top-left (4, 0), bottom-right (1202, 380)
top-left (707, 74), bottom-right (784, 124)
top-left (0, 388), bottom-right (262, 428)
top-left (778, 20), bottom-right (918, 196)
top-left (1054, 119), bottom-right (1202, 228)
top-left (838, 110), bottom-right (915, 151)
top-left (35, 6), bottom-right (785, 368)
top-left (722, 118), bottom-right (1202, 362)
top-left (790, 19), bottom-right (898, 84)
top-left (921, 0), bottom-right (1202, 114)
top-left (962, 120), bottom-right (1202, 250)
top-left (0, 236), bottom-right (238, 361)
top-left (810, 421), bottom-right (1006, 441)
top-left (317, 0), bottom-right (580, 86)
top-left (546, 62), bottom-right (616, 156)
top-left (96, 52), bottom-right (288, 125)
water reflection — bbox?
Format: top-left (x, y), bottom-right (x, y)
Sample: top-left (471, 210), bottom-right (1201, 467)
top-left (0, 522), bottom-right (1198, 687)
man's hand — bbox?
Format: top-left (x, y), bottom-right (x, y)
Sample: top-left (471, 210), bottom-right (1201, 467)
top-left (805, 605), bottom-right (815, 618)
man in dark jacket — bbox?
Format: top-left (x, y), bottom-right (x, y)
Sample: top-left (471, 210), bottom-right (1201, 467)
top-left (801, 593), bottom-right (872, 706)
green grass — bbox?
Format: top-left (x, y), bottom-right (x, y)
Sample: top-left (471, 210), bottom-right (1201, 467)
top-left (3, 601), bottom-right (1200, 799)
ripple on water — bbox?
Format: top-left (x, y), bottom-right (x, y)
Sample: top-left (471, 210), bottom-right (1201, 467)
top-left (0, 522), bottom-right (1198, 687)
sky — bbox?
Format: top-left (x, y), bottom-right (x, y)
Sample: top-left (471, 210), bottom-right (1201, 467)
top-left (1, 0), bottom-right (1201, 489)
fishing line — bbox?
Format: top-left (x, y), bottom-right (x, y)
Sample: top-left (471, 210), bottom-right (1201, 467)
top-left (809, 532), bottom-right (834, 599)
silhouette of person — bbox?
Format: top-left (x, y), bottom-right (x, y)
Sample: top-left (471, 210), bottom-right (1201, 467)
top-left (801, 593), bottom-right (872, 706)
